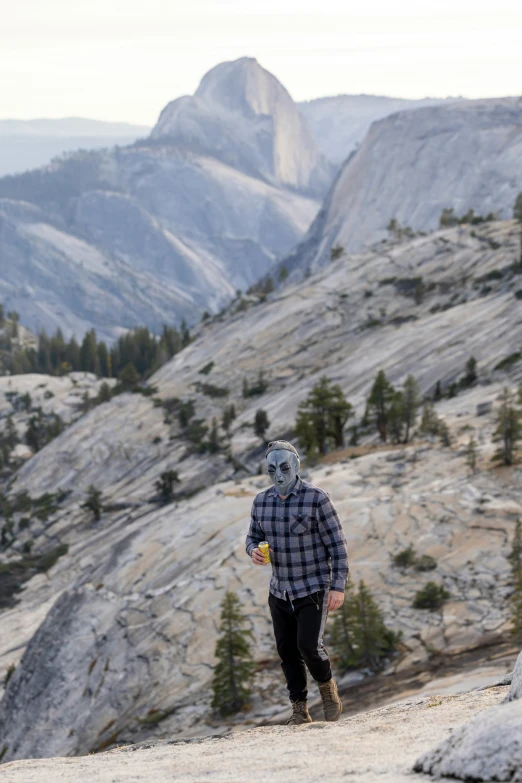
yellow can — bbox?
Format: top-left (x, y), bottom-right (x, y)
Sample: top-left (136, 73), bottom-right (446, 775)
top-left (258, 541), bottom-right (270, 564)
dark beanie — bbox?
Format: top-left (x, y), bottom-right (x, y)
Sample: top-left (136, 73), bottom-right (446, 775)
top-left (265, 440), bottom-right (300, 459)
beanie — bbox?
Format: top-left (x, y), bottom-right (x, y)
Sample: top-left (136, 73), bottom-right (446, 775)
top-left (265, 440), bottom-right (300, 459)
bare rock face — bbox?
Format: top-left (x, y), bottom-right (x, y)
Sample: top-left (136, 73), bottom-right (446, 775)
top-left (413, 700), bottom-right (522, 781)
top-left (0, 586), bottom-right (150, 762)
top-left (298, 94), bottom-right (462, 167)
top-left (504, 652), bottom-right (522, 703)
top-left (152, 57), bottom-right (332, 196)
top-left (282, 96), bottom-right (522, 278)
top-left (414, 652), bottom-right (522, 779)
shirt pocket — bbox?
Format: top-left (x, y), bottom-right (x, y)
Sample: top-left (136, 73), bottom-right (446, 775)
top-left (290, 514), bottom-right (311, 534)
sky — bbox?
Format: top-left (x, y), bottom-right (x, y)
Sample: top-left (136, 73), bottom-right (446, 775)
top-left (2, 0), bottom-right (521, 125)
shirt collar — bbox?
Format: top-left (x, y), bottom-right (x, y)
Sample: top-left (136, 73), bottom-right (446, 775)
top-left (272, 475), bottom-right (303, 499)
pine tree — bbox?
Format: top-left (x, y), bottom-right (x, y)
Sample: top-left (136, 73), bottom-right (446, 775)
top-left (462, 356), bottom-right (478, 388)
top-left (420, 402), bottom-right (440, 437)
top-left (254, 409), bottom-right (270, 442)
top-left (80, 329), bottom-right (100, 375)
top-left (180, 319), bottom-right (190, 348)
top-left (155, 470), bottom-right (180, 502)
top-left (81, 485), bottom-right (104, 522)
top-left (508, 518), bottom-right (522, 644)
top-left (97, 341), bottom-right (111, 378)
top-left (388, 391), bottom-right (404, 444)
top-left (466, 437), bottom-right (478, 473)
top-left (492, 387), bottom-right (521, 466)
top-left (97, 381), bottom-right (112, 403)
top-left (222, 404), bottom-right (236, 433)
top-left (117, 362), bottom-right (140, 392)
top-left (401, 375), bottom-right (421, 442)
top-left (367, 370), bottom-right (396, 442)
top-left (207, 418), bottom-right (221, 454)
top-left (211, 591), bottom-right (254, 716)
top-left (514, 192), bottom-right (522, 267)
top-left (295, 376), bottom-right (353, 456)
top-left (329, 581), bottom-right (400, 673)
top-left (330, 245), bottom-right (345, 261)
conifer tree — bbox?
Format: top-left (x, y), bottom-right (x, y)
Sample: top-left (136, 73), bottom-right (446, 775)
top-left (222, 404), bottom-right (236, 433)
top-left (508, 518), bottom-right (522, 644)
top-left (514, 192), bottom-right (522, 267)
top-left (155, 470), bottom-right (180, 503)
top-left (388, 391), bottom-right (404, 444)
top-left (401, 375), bottom-right (421, 443)
top-left (117, 362), bottom-right (140, 392)
top-left (462, 356), bottom-right (478, 388)
top-left (211, 591), bottom-right (254, 716)
top-left (207, 417), bottom-right (221, 454)
top-left (81, 485), bottom-right (104, 522)
top-left (329, 580), bottom-right (400, 673)
top-left (97, 381), bottom-right (112, 403)
top-left (420, 402), bottom-right (434, 433)
top-left (254, 409), bottom-right (270, 442)
top-left (295, 376), bottom-right (353, 456)
top-left (492, 387), bottom-right (521, 466)
top-left (80, 329), bottom-right (100, 375)
top-left (466, 437), bottom-right (478, 473)
top-left (367, 370), bottom-right (396, 441)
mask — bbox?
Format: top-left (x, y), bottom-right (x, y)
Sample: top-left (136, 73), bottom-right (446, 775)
top-left (266, 449), bottom-right (299, 497)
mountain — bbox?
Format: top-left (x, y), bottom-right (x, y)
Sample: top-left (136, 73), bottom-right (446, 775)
top-left (152, 57), bottom-right (332, 195)
top-left (280, 96), bottom-right (522, 278)
top-left (0, 59), bottom-right (321, 339)
top-left (298, 94), bottom-right (464, 166)
top-left (0, 218), bottom-right (521, 760)
top-left (0, 118), bottom-right (150, 177)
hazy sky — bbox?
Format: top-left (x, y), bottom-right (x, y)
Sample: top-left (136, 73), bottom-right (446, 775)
top-left (3, 0), bottom-right (521, 125)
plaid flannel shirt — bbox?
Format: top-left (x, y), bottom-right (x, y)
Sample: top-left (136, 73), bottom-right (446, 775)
top-left (245, 476), bottom-right (349, 600)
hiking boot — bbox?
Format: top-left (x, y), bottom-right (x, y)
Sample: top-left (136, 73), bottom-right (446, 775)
top-left (318, 678), bottom-right (342, 721)
top-left (286, 699), bottom-right (312, 725)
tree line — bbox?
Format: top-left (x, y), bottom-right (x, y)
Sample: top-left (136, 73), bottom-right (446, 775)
top-left (292, 363), bottom-right (522, 467)
top-left (2, 320), bottom-right (190, 381)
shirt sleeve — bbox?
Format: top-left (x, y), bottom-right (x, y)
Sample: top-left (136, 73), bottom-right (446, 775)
top-left (317, 494), bottom-right (349, 592)
top-left (245, 500), bottom-right (265, 558)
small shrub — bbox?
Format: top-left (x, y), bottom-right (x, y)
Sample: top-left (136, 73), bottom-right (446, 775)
top-left (413, 555), bottom-right (437, 572)
top-left (195, 382), bottom-right (229, 398)
top-left (242, 371), bottom-right (268, 398)
top-left (392, 546), bottom-right (417, 568)
top-left (494, 352), bottom-right (522, 372)
top-left (412, 582), bottom-right (450, 610)
top-left (36, 543), bottom-right (68, 572)
top-left (81, 486), bottom-right (104, 522)
top-left (4, 663), bottom-right (15, 686)
top-left (198, 361), bottom-right (214, 376)
top-left (330, 245), bottom-right (345, 261)
top-left (154, 470), bottom-right (180, 503)
top-left (364, 318), bottom-right (381, 329)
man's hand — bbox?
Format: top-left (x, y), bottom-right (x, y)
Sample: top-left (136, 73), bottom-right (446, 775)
top-left (251, 548), bottom-right (267, 565)
top-left (327, 590), bottom-right (344, 611)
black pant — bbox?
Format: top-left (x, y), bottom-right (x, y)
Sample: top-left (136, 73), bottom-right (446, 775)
top-left (268, 589), bottom-right (332, 702)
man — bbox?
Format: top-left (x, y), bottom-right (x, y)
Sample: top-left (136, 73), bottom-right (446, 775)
top-left (246, 440), bottom-right (349, 725)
